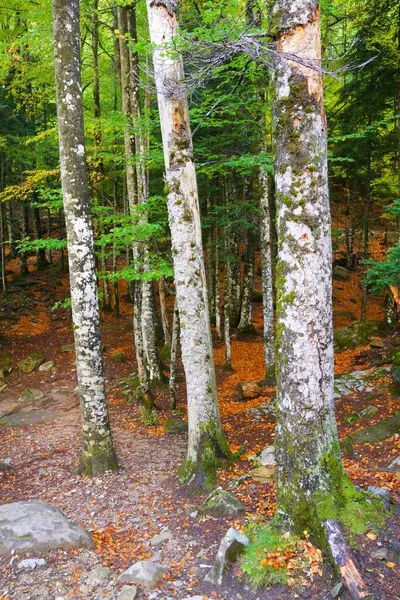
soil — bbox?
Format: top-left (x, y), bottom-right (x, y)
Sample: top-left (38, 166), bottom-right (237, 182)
top-left (0, 253), bottom-right (399, 600)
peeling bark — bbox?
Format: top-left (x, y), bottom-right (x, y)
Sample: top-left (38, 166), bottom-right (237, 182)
top-left (53, 0), bottom-right (117, 475)
top-left (271, 0), bottom-right (358, 541)
top-left (146, 0), bottom-right (230, 487)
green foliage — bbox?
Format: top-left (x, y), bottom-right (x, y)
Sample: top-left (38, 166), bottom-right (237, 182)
top-left (139, 406), bottom-right (159, 427)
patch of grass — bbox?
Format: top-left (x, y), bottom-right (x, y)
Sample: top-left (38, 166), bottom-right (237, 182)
top-left (139, 406), bottom-right (159, 427)
top-left (241, 524), bottom-right (322, 588)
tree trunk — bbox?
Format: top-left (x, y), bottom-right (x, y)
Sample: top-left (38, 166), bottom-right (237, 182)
top-left (159, 276), bottom-right (172, 348)
top-left (169, 297), bottom-right (179, 409)
top-left (0, 197), bottom-right (5, 292)
top-left (118, 4), bottom-right (161, 385)
top-left (260, 169), bottom-right (275, 377)
top-left (215, 232), bottom-right (222, 340)
top-left (238, 227), bottom-right (256, 334)
top-left (5, 202), bottom-right (17, 260)
top-left (270, 1), bottom-right (368, 557)
top-left (19, 201), bottom-right (29, 276)
top-left (146, 0), bottom-right (230, 488)
top-left (53, 0), bottom-right (117, 475)
top-left (32, 199), bottom-right (49, 270)
top-left (224, 237), bottom-right (232, 370)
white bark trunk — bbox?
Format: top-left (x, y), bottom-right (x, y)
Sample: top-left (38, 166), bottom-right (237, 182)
top-left (146, 0), bottom-right (229, 486)
top-left (271, 0), bottom-right (345, 532)
top-left (53, 0), bottom-right (117, 474)
top-left (259, 170), bottom-right (275, 377)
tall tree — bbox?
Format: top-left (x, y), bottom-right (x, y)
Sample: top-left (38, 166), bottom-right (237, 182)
top-left (53, 0), bottom-right (118, 475)
top-left (270, 1), bottom-right (376, 595)
top-left (146, 0), bottom-right (231, 487)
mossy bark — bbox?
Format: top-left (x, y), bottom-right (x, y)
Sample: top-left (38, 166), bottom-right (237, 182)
top-left (270, 0), bottom-right (374, 541)
top-left (53, 0), bottom-right (117, 475)
top-left (146, 0), bottom-right (229, 487)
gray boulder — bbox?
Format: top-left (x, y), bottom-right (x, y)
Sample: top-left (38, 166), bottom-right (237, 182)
top-left (388, 456), bottom-right (400, 471)
top-left (39, 361), bottom-right (55, 372)
top-left (367, 486), bottom-right (391, 510)
top-left (0, 458), bottom-right (12, 471)
top-left (0, 501), bottom-right (95, 554)
top-left (86, 565), bottom-right (114, 587)
top-left (205, 528), bottom-right (249, 585)
top-left (18, 558), bottom-right (47, 569)
top-left (20, 388), bottom-right (45, 403)
top-left (253, 445), bottom-right (275, 467)
top-left (150, 527), bottom-right (173, 546)
top-left (199, 488), bottom-right (244, 518)
top-left (118, 586), bottom-right (138, 600)
top-left (18, 352), bottom-right (44, 374)
top-left (333, 266), bottom-right (350, 281)
top-left (118, 560), bottom-right (166, 589)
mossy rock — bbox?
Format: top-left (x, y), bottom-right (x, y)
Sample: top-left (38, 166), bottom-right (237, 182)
top-left (347, 413), bottom-right (400, 445)
top-left (334, 321), bottom-right (381, 352)
top-left (199, 489), bottom-right (244, 518)
top-left (0, 352), bottom-right (12, 372)
top-left (61, 344), bottom-right (75, 353)
top-left (20, 388), bottom-right (45, 403)
top-left (18, 352), bottom-right (44, 374)
top-left (164, 419), bottom-right (188, 435)
top-left (391, 364), bottom-right (400, 387)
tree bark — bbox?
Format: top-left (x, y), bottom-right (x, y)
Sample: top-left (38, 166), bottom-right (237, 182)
top-left (159, 276), bottom-right (172, 348)
top-left (270, 0), bottom-right (362, 545)
top-left (169, 296), bottom-right (179, 409)
top-left (238, 227), bottom-right (256, 333)
top-left (146, 0), bottom-right (230, 487)
top-left (118, 4), bottom-right (161, 385)
top-left (53, 0), bottom-right (117, 475)
top-left (259, 169), bottom-right (275, 377)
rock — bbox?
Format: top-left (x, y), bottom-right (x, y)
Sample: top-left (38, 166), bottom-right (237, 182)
top-left (199, 489), bottom-right (244, 518)
top-left (0, 408), bottom-right (68, 427)
top-left (334, 321), bottom-right (381, 352)
top-left (370, 338), bottom-right (384, 349)
top-left (61, 344), bottom-right (75, 353)
top-left (253, 445), bottom-right (275, 466)
top-left (391, 363), bottom-right (400, 386)
top-left (18, 558), bottom-right (47, 570)
top-left (331, 581), bottom-right (344, 598)
top-left (248, 466), bottom-right (274, 483)
top-left (0, 458), bottom-right (12, 471)
top-left (333, 266), bottom-right (350, 281)
top-left (39, 361), bottom-right (55, 372)
top-left (358, 406), bottom-right (379, 419)
top-left (0, 501), bottom-right (95, 554)
top-left (86, 565), bottom-right (114, 586)
top-left (371, 548), bottom-right (388, 561)
top-left (367, 486), bottom-right (391, 510)
top-left (164, 419), bottom-right (188, 434)
top-left (18, 351), bottom-right (44, 374)
top-left (118, 586), bottom-right (138, 600)
top-left (0, 351), bottom-right (12, 372)
top-left (236, 379), bottom-right (274, 400)
top-left (347, 413), bottom-right (400, 445)
top-left (150, 527), bottom-right (173, 546)
top-left (118, 560), bottom-right (166, 589)
top-left (205, 527), bottom-right (249, 585)
top-left (388, 456), bottom-right (400, 471)
top-left (20, 388), bottom-right (45, 403)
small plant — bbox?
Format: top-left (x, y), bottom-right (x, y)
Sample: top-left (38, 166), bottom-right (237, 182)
top-left (139, 406), bottom-right (159, 427)
top-left (242, 524), bottom-right (323, 588)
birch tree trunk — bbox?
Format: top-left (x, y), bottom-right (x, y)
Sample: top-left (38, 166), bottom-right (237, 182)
top-left (118, 5), bottom-right (161, 385)
top-left (146, 0), bottom-right (230, 487)
top-left (53, 0), bottom-right (118, 475)
top-left (259, 169), bottom-right (275, 377)
top-left (270, 0), bottom-right (370, 550)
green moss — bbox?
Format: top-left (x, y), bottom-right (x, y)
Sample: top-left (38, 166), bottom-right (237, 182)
top-left (179, 420), bottom-right (241, 490)
top-left (241, 524), bottom-right (290, 587)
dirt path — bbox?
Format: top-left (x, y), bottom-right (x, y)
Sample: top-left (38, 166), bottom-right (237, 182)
top-left (0, 262), bottom-right (399, 599)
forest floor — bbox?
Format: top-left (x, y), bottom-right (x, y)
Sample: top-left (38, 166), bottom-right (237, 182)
top-left (0, 250), bottom-right (399, 600)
